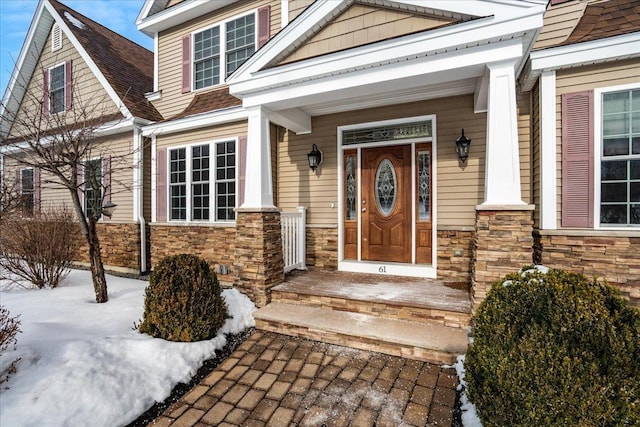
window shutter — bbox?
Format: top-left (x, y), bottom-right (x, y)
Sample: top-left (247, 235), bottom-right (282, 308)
top-left (65, 60), bottom-right (72, 110)
top-left (34, 167), bottom-right (41, 214)
top-left (156, 148), bottom-right (167, 222)
top-left (238, 136), bottom-right (247, 207)
top-left (561, 90), bottom-right (594, 228)
top-left (102, 156), bottom-right (111, 205)
top-left (181, 34), bottom-right (191, 93)
top-left (43, 70), bottom-right (49, 116)
top-left (257, 5), bottom-right (271, 48)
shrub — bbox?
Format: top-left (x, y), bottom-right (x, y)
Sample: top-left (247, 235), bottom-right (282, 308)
top-left (465, 267), bottom-right (640, 427)
top-left (138, 254), bottom-right (228, 342)
top-left (0, 305), bottom-right (21, 384)
top-left (0, 207), bottom-right (80, 288)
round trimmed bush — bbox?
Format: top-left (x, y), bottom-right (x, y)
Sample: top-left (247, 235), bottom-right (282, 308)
top-left (139, 254), bottom-right (228, 342)
top-left (465, 267), bottom-right (640, 427)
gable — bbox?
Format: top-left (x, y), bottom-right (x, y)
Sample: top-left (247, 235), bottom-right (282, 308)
top-left (278, 2), bottom-right (459, 66)
top-left (7, 21), bottom-right (122, 140)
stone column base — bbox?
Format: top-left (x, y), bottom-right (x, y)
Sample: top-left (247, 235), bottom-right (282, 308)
top-left (472, 205), bottom-right (535, 310)
top-left (234, 208), bottom-right (284, 307)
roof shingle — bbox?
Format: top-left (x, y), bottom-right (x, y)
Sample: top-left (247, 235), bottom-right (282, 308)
top-left (562, 0), bottom-right (640, 45)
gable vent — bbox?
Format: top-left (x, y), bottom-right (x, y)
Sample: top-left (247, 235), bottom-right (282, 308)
top-left (52, 23), bottom-right (62, 51)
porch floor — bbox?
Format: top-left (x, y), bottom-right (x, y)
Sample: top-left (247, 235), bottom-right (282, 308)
top-left (277, 269), bottom-right (472, 315)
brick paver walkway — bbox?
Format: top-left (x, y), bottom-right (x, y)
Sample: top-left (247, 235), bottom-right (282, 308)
top-left (150, 331), bottom-right (459, 426)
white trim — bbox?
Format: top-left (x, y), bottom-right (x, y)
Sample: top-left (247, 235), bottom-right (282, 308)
top-left (141, 107), bottom-right (247, 137)
top-left (539, 70), bottom-right (557, 230)
top-left (137, 0), bottom-right (236, 36)
top-left (280, 0), bottom-right (289, 27)
top-left (153, 33), bottom-right (159, 92)
top-left (151, 134), bottom-right (157, 223)
top-left (47, 62), bottom-right (66, 115)
top-left (133, 126), bottom-right (147, 273)
top-left (594, 82), bottom-right (640, 231)
top-left (336, 115), bottom-right (437, 277)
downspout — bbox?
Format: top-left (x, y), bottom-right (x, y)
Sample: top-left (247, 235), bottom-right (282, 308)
top-left (133, 125), bottom-right (147, 273)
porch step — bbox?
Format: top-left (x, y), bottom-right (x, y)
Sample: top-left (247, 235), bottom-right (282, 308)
top-left (254, 302), bottom-right (469, 365)
top-left (271, 277), bottom-right (472, 328)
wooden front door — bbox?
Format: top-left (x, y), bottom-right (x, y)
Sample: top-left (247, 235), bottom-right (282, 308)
top-left (361, 145), bottom-right (412, 262)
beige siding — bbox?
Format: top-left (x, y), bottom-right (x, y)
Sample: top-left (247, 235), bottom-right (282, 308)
top-left (278, 95), bottom-right (489, 228)
top-left (554, 59), bottom-right (640, 228)
top-left (280, 3), bottom-right (455, 65)
top-left (288, 0), bottom-right (313, 22)
top-left (154, 0), bottom-right (281, 119)
top-left (531, 82), bottom-right (541, 227)
top-left (533, 0), bottom-right (586, 50)
top-left (8, 25), bottom-right (121, 139)
top-left (517, 89), bottom-right (532, 206)
top-left (156, 121), bottom-right (247, 149)
top-left (165, 0), bottom-right (185, 9)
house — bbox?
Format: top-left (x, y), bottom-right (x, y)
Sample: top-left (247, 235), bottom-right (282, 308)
top-left (0, 0), bottom-right (162, 274)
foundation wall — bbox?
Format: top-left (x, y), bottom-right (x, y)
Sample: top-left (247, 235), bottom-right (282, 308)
top-left (75, 223), bottom-right (142, 272)
top-left (437, 229), bottom-right (474, 283)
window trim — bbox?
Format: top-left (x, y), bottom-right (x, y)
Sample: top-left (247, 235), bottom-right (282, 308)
top-left (48, 62), bottom-right (66, 114)
top-left (190, 9), bottom-right (257, 92)
top-left (594, 82), bottom-right (640, 229)
top-left (166, 138), bottom-right (238, 224)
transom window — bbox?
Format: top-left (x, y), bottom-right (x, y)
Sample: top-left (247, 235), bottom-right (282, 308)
top-left (193, 13), bottom-right (255, 90)
top-left (168, 141), bottom-right (236, 222)
top-left (600, 89), bottom-right (640, 225)
top-left (49, 64), bottom-right (65, 114)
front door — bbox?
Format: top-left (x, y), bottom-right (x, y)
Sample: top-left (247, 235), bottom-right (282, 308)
top-left (361, 145), bottom-right (412, 263)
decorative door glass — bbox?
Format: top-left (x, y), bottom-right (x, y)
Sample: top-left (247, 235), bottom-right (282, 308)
top-left (345, 154), bottom-right (356, 220)
top-left (418, 150), bottom-right (430, 220)
top-left (375, 159), bottom-right (397, 216)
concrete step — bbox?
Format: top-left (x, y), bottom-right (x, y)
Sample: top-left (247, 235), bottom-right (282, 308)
top-left (254, 302), bottom-right (469, 365)
top-left (271, 280), bottom-right (472, 329)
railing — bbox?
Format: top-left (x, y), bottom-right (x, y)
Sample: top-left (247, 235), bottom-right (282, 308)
top-left (281, 206), bottom-right (306, 273)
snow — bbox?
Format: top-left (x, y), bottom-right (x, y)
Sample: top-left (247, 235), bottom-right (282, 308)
top-left (449, 355), bottom-right (482, 427)
top-left (64, 11), bottom-right (86, 29)
top-left (0, 270), bottom-right (256, 427)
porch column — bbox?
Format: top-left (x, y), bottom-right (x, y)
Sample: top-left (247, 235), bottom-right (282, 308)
top-left (472, 61), bottom-right (534, 310)
top-left (234, 106), bottom-right (284, 307)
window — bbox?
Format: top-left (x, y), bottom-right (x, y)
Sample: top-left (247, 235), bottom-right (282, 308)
top-left (49, 64), bottom-right (65, 114)
top-left (192, 13), bottom-right (255, 90)
top-left (20, 168), bottom-right (34, 216)
top-left (600, 89), bottom-right (640, 226)
top-left (84, 159), bottom-right (102, 218)
top-left (168, 141), bottom-right (235, 222)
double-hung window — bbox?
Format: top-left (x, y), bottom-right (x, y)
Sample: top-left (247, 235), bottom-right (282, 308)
top-left (192, 13), bottom-right (255, 90)
top-left (600, 89), bottom-right (640, 226)
top-left (20, 168), bottom-right (34, 216)
top-left (49, 63), bottom-right (65, 114)
top-left (84, 159), bottom-right (102, 218)
top-left (168, 141), bottom-right (236, 222)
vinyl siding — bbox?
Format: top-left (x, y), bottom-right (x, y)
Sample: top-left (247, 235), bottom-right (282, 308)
top-left (280, 3), bottom-right (455, 65)
top-left (278, 94), bottom-right (491, 228)
top-left (531, 82), bottom-right (541, 227)
top-left (288, 0), bottom-right (314, 22)
top-left (154, 0), bottom-right (281, 119)
top-left (555, 59), bottom-right (640, 228)
top-left (533, 0), bottom-right (585, 50)
top-left (8, 24), bottom-right (121, 139)
top-left (155, 121), bottom-right (248, 150)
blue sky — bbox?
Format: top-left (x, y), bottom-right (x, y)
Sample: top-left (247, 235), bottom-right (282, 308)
top-left (0, 0), bottom-right (153, 101)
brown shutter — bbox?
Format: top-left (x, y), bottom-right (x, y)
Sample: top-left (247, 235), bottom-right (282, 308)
top-left (561, 90), bottom-right (594, 228)
top-left (181, 34), bottom-right (191, 93)
top-left (64, 60), bottom-right (72, 110)
top-left (257, 5), bottom-right (271, 48)
top-left (238, 136), bottom-right (247, 207)
top-left (34, 167), bottom-right (41, 214)
top-left (43, 69), bottom-right (49, 115)
top-left (156, 148), bottom-right (167, 222)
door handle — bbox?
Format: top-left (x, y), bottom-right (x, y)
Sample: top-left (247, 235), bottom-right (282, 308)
top-left (362, 207), bottom-right (366, 212)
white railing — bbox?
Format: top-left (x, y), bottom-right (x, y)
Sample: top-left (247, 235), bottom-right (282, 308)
top-left (281, 206), bottom-right (306, 273)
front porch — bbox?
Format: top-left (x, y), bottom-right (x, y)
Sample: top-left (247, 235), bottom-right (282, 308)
top-left (253, 269), bottom-right (471, 365)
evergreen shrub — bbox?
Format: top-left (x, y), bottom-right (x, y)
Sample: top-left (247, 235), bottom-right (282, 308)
top-left (465, 267), bottom-right (640, 427)
top-left (139, 254), bottom-right (228, 342)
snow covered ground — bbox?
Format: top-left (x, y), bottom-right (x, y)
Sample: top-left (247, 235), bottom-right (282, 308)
top-left (0, 270), bottom-right (256, 427)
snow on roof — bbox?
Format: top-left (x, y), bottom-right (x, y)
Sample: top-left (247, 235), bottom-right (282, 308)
top-left (64, 11), bottom-right (85, 29)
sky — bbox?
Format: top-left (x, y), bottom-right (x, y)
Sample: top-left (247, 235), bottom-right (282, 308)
top-left (0, 0), bottom-right (153, 101)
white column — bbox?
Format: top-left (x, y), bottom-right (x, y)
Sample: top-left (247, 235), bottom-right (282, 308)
top-left (242, 105), bottom-right (275, 208)
top-left (483, 60), bottom-right (525, 206)
top-left (540, 70), bottom-right (557, 229)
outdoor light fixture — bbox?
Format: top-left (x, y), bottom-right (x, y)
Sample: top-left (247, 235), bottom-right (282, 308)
top-left (101, 201), bottom-right (117, 219)
top-left (307, 144), bottom-right (323, 171)
top-left (455, 129), bottom-right (471, 164)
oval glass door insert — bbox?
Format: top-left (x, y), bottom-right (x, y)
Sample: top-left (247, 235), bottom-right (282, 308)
top-left (375, 159), bottom-right (397, 216)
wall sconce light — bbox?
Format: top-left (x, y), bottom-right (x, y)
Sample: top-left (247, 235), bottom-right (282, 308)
top-left (101, 201), bottom-right (118, 219)
top-left (455, 129), bottom-right (471, 164)
top-left (307, 144), bottom-right (323, 171)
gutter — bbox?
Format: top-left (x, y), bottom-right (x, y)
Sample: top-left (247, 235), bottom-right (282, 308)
top-left (133, 124), bottom-right (147, 274)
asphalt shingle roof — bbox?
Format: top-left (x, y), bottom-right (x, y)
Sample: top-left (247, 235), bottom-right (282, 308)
top-left (562, 0), bottom-right (640, 45)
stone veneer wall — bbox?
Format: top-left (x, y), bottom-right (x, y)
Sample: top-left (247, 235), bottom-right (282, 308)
top-left (150, 224), bottom-right (236, 283)
top-left (472, 207), bottom-right (535, 309)
top-left (306, 226), bottom-right (338, 269)
top-left (234, 209), bottom-right (284, 307)
top-left (535, 231), bottom-right (640, 307)
top-left (76, 223), bottom-right (142, 271)
top-left (437, 229), bottom-right (474, 283)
